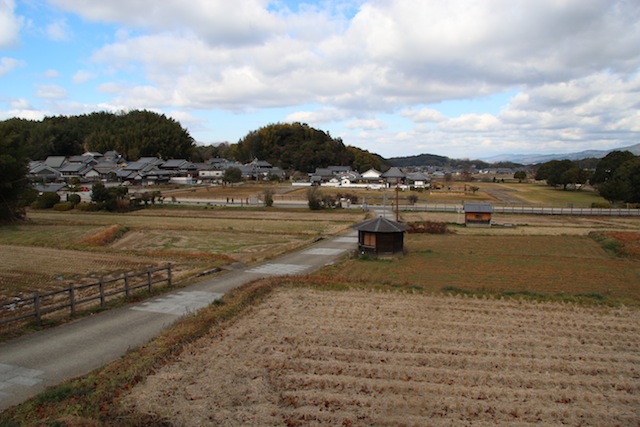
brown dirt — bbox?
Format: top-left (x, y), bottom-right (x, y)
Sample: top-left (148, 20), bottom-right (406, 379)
top-left (126, 288), bottom-right (640, 426)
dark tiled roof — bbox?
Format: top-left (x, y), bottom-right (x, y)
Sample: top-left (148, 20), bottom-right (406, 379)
top-left (463, 202), bottom-right (493, 213)
top-left (354, 216), bottom-right (407, 233)
top-left (381, 167), bottom-right (406, 179)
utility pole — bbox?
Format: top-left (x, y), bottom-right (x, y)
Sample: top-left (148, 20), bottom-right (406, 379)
top-left (395, 177), bottom-right (400, 222)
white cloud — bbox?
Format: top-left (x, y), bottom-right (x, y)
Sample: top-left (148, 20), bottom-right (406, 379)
top-left (43, 69), bottom-right (60, 78)
top-left (6, 0), bottom-right (640, 159)
top-left (0, 0), bottom-right (22, 48)
top-left (285, 108), bottom-right (349, 124)
top-left (49, 0), bottom-right (284, 46)
top-left (441, 114), bottom-right (501, 132)
top-left (344, 118), bottom-right (386, 130)
top-left (72, 70), bottom-right (95, 84)
top-left (0, 57), bottom-right (25, 76)
top-left (35, 84), bottom-right (68, 100)
top-left (8, 98), bottom-right (30, 109)
top-left (401, 108), bottom-right (446, 123)
top-left (46, 18), bottom-right (71, 41)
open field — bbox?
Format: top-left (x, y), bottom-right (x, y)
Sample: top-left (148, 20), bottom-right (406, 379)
top-left (2, 205), bottom-right (640, 425)
top-left (127, 287), bottom-right (640, 426)
top-left (167, 181), bottom-right (610, 207)
top-left (402, 211), bottom-right (640, 235)
top-left (476, 181), bottom-right (609, 206)
top-left (319, 233), bottom-right (640, 305)
top-left (0, 209), bottom-right (357, 299)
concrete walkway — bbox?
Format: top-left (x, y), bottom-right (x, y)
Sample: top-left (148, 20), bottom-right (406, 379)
top-left (0, 231), bottom-right (358, 412)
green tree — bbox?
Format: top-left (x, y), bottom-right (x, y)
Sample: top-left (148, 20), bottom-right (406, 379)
top-left (514, 170), bottom-right (527, 182)
top-left (263, 189), bottom-right (274, 207)
top-left (91, 182), bottom-right (129, 211)
top-left (591, 150), bottom-right (636, 185)
top-left (222, 167), bottom-right (242, 184)
top-left (0, 122), bottom-right (30, 222)
top-left (599, 157), bottom-right (640, 204)
top-left (560, 167), bottom-right (592, 190)
top-left (307, 186), bottom-right (323, 210)
top-left (348, 146), bottom-right (388, 172)
top-left (535, 160), bottom-right (574, 189)
top-left (32, 192), bottom-right (61, 209)
top-left (234, 123), bottom-right (354, 173)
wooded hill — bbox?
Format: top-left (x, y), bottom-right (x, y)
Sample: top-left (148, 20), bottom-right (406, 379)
top-left (0, 114), bottom-right (387, 173)
top-left (230, 122), bottom-right (387, 173)
top-left (387, 153), bottom-right (525, 170)
top-left (1, 110), bottom-right (195, 161)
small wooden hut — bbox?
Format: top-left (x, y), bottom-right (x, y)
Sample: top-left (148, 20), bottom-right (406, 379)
top-left (354, 216), bottom-right (407, 257)
top-left (463, 202), bottom-right (493, 227)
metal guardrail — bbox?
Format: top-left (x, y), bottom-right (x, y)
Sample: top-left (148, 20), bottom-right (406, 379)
top-left (402, 203), bottom-right (640, 216)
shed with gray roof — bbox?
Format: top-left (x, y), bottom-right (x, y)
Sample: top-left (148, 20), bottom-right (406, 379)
top-left (353, 216), bottom-right (407, 256)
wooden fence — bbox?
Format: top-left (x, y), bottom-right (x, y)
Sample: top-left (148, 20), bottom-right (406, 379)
top-left (0, 264), bottom-right (172, 327)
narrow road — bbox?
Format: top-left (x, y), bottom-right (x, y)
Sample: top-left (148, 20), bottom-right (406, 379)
top-left (0, 231), bottom-right (358, 412)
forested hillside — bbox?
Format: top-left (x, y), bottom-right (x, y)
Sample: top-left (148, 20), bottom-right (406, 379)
top-left (232, 122), bottom-right (387, 173)
top-left (0, 110), bottom-right (195, 161)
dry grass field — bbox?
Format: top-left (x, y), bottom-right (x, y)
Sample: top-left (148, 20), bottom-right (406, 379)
top-left (2, 200), bottom-right (640, 426)
top-left (319, 232), bottom-right (640, 305)
top-left (0, 209), bottom-right (356, 300)
top-left (127, 287), bottom-right (640, 426)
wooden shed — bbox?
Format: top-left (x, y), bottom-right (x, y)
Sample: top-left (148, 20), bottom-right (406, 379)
top-left (354, 216), bottom-right (407, 256)
top-left (463, 202), bottom-right (493, 227)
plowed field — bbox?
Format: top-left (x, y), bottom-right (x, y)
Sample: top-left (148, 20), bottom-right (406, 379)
top-left (128, 288), bottom-right (640, 426)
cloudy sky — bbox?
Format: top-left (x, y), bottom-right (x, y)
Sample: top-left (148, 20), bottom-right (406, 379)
top-left (1, 0), bottom-right (639, 159)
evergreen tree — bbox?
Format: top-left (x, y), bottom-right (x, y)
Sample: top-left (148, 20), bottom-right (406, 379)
top-left (0, 121), bottom-right (30, 222)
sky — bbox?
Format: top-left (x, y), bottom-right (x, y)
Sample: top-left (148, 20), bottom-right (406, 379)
top-left (1, 0), bottom-right (639, 160)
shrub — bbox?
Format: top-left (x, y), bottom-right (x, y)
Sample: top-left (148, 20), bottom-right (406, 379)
top-left (76, 202), bottom-right (99, 211)
top-left (67, 193), bottom-right (81, 205)
top-left (18, 188), bottom-right (39, 207)
top-left (407, 221), bottom-right (448, 234)
top-left (32, 192), bottom-right (61, 209)
top-left (52, 202), bottom-right (74, 211)
top-left (591, 201), bottom-right (611, 209)
top-left (263, 189), bottom-right (274, 207)
top-left (307, 187), bottom-right (323, 210)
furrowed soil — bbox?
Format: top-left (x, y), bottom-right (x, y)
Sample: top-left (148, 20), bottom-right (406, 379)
top-left (127, 287), bottom-right (640, 426)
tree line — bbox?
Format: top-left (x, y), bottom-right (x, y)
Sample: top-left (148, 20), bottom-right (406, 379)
top-left (534, 151), bottom-right (640, 204)
top-left (0, 110), bottom-right (195, 161)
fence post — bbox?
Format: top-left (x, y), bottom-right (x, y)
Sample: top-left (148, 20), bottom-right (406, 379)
top-left (124, 271), bottom-right (130, 298)
top-left (34, 291), bottom-right (41, 325)
top-left (69, 284), bottom-right (76, 316)
top-left (167, 263), bottom-right (172, 287)
top-left (147, 268), bottom-right (152, 291)
top-left (99, 277), bottom-right (105, 307)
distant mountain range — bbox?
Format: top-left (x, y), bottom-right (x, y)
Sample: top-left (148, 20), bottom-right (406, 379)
top-left (388, 143), bottom-right (640, 167)
top-left (480, 143), bottom-right (640, 165)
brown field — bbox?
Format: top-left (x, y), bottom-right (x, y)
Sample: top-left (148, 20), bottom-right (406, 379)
top-left (127, 287), bottom-right (640, 426)
top-left (0, 209), bottom-right (356, 299)
top-left (319, 233), bottom-right (640, 305)
top-left (402, 211), bottom-right (640, 235)
top-left (0, 245), bottom-right (168, 297)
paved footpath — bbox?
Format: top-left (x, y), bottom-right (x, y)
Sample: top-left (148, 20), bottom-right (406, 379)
top-left (0, 231), bottom-right (358, 412)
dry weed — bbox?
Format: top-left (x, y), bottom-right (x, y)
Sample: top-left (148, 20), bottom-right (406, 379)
top-left (127, 289), bottom-right (640, 426)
